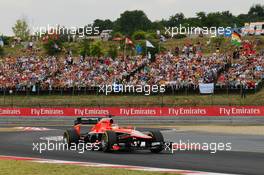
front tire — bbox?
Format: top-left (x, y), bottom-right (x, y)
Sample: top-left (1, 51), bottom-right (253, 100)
top-left (101, 131), bottom-right (117, 152)
top-left (149, 130), bottom-right (164, 153)
top-left (63, 129), bottom-right (80, 145)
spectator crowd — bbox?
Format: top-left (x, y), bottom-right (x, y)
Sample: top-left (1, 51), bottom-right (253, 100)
top-left (126, 53), bottom-right (230, 90)
top-left (0, 55), bottom-right (148, 91)
top-left (217, 55), bottom-right (264, 89)
top-left (0, 52), bottom-right (263, 93)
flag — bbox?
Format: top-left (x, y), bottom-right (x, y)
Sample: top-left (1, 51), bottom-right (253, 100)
top-left (125, 37), bottom-right (133, 45)
top-left (146, 40), bottom-right (155, 48)
top-left (136, 44), bottom-right (142, 54)
top-left (231, 31), bottom-right (242, 46)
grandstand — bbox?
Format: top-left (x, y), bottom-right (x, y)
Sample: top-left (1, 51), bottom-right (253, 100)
top-left (0, 51), bottom-right (263, 96)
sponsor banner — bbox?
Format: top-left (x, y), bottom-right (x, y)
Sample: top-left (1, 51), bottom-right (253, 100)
top-left (199, 83), bottom-right (214, 94)
top-left (0, 107), bottom-right (264, 117)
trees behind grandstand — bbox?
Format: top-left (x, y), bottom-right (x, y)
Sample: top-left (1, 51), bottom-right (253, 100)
top-left (245, 4), bottom-right (264, 22)
top-left (113, 10), bottom-right (152, 35)
top-left (93, 4), bottom-right (264, 36)
top-left (8, 4), bottom-right (264, 41)
top-left (12, 18), bottom-right (30, 41)
top-left (80, 39), bottom-right (91, 57)
top-left (4, 3), bottom-right (264, 57)
top-left (107, 44), bottom-right (118, 58)
top-left (80, 39), bottom-right (115, 58)
top-left (90, 41), bottom-right (103, 57)
top-left (93, 19), bottom-right (114, 33)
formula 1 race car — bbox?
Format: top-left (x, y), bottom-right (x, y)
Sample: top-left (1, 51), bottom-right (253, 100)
top-left (63, 116), bottom-right (164, 153)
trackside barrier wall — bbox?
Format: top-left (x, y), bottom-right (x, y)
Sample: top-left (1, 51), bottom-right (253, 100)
top-left (1, 106), bottom-right (264, 117)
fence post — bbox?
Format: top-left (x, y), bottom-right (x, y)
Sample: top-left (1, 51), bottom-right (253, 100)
top-left (161, 94), bottom-right (164, 107)
top-left (37, 85), bottom-right (40, 95)
top-left (3, 88), bottom-right (6, 105)
top-left (72, 86), bottom-right (75, 96)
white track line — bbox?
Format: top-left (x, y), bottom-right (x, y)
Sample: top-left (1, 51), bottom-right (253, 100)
top-left (14, 127), bottom-right (54, 131)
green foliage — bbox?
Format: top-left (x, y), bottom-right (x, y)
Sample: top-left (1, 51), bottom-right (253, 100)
top-left (73, 4), bottom-right (264, 40)
top-left (90, 41), bottom-right (103, 57)
top-left (146, 32), bottom-right (158, 40)
top-left (62, 42), bottom-right (79, 56)
top-left (132, 31), bottom-right (158, 41)
top-left (112, 32), bottom-right (123, 38)
top-left (107, 44), bottom-right (118, 59)
top-left (43, 39), bottom-right (62, 55)
top-left (93, 19), bottom-right (113, 32)
top-left (151, 21), bottom-right (164, 31)
top-left (80, 39), bottom-right (91, 57)
top-left (1, 36), bottom-right (13, 46)
top-left (159, 4), bottom-right (264, 29)
top-left (0, 46), bottom-right (4, 57)
top-left (167, 13), bottom-right (185, 26)
top-left (114, 10), bottom-right (152, 35)
top-left (211, 37), bottom-right (225, 47)
top-left (174, 34), bottom-right (187, 39)
top-left (12, 18), bottom-right (30, 41)
top-left (248, 4), bottom-right (264, 20)
top-left (61, 4), bottom-right (264, 40)
top-left (57, 27), bottom-right (70, 42)
top-left (132, 31), bottom-right (147, 40)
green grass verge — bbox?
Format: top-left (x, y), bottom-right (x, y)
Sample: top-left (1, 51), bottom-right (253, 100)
top-left (0, 160), bottom-right (174, 175)
top-left (0, 89), bottom-right (263, 107)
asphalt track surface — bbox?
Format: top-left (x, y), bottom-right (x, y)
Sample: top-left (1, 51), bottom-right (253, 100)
top-left (0, 125), bottom-right (263, 175)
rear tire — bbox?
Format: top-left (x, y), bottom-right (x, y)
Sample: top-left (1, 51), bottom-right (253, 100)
top-left (63, 129), bottom-right (80, 145)
top-left (101, 131), bottom-right (117, 152)
top-left (149, 130), bottom-right (164, 153)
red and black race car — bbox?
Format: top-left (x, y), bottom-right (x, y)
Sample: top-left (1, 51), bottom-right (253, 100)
top-left (63, 116), bottom-right (164, 153)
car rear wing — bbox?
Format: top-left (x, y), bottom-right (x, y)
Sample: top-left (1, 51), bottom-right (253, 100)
top-left (74, 117), bottom-right (102, 125)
